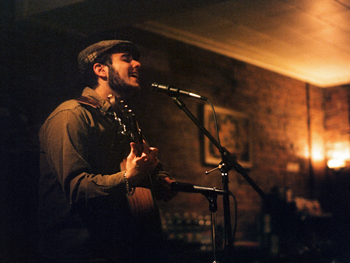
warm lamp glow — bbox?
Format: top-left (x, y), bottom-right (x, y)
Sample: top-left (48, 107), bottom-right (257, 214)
top-left (327, 143), bottom-right (350, 160)
top-left (304, 142), bottom-right (325, 161)
top-left (311, 147), bottom-right (325, 161)
top-left (327, 159), bottom-right (346, 169)
top-left (326, 142), bottom-right (350, 170)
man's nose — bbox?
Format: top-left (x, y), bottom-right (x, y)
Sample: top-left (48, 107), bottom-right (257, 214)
top-left (132, 60), bottom-right (141, 68)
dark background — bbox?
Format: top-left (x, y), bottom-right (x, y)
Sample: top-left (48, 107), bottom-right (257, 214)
top-left (1, 1), bottom-right (350, 262)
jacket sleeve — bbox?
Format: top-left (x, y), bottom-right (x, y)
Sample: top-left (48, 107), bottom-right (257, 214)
top-left (40, 106), bottom-right (127, 205)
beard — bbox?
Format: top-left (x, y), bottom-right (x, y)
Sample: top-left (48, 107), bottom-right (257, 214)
top-left (108, 65), bottom-right (139, 97)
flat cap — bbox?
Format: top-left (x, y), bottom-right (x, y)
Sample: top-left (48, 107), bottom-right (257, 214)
top-left (78, 40), bottom-right (140, 74)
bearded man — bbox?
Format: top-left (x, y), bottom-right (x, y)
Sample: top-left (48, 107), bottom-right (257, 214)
top-left (38, 40), bottom-right (176, 263)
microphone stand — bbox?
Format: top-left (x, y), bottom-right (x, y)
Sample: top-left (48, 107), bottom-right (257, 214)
top-left (208, 192), bottom-right (219, 263)
top-left (171, 97), bottom-right (267, 262)
top-left (195, 189), bottom-right (223, 263)
top-left (203, 189), bottom-right (224, 263)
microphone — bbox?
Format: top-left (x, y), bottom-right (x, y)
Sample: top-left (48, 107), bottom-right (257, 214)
top-left (152, 82), bottom-right (207, 100)
top-left (171, 182), bottom-right (228, 195)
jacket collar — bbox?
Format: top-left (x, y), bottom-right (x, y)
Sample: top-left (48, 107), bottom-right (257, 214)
top-left (80, 87), bottom-right (113, 114)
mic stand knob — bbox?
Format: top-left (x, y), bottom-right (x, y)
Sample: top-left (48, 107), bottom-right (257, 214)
top-left (205, 164), bottom-right (223, 175)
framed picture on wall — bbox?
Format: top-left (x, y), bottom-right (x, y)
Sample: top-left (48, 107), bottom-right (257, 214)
top-left (203, 104), bottom-right (253, 168)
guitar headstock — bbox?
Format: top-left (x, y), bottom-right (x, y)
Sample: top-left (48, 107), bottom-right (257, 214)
top-left (107, 94), bottom-right (143, 156)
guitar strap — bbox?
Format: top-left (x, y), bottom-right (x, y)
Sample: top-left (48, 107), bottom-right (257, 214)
top-left (75, 96), bottom-right (102, 108)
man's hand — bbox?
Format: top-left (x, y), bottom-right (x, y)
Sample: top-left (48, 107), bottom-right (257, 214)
top-left (123, 142), bottom-right (159, 186)
top-left (122, 141), bottom-right (177, 201)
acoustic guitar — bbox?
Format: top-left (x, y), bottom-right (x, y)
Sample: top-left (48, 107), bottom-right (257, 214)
top-left (107, 94), bottom-right (165, 262)
top-left (107, 94), bottom-right (157, 218)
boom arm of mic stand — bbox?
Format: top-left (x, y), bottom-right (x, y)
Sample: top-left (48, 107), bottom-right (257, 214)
top-left (171, 97), bottom-right (266, 199)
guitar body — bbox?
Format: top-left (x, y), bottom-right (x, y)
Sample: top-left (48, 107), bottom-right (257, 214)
top-left (128, 187), bottom-right (157, 217)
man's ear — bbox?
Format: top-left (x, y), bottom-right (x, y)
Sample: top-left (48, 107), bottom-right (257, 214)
top-left (93, 63), bottom-right (108, 78)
